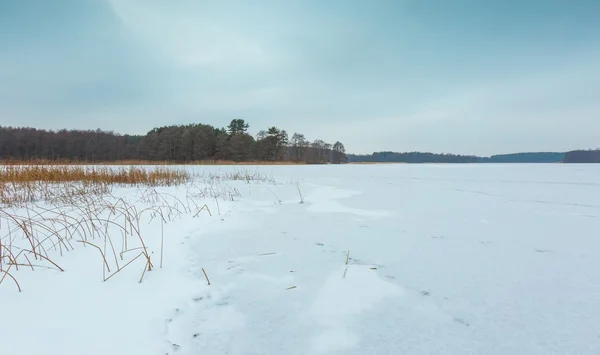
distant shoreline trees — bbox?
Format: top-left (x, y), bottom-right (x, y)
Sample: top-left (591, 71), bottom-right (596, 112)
top-left (0, 120), bottom-right (347, 164)
top-left (3, 122), bottom-right (598, 164)
top-left (479, 152), bottom-right (565, 163)
top-left (563, 149), bottom-right (600, 163)
top-left (348, 151), bottom-right (577, 164)
top-left (348, 151), bottom-right (479, 163)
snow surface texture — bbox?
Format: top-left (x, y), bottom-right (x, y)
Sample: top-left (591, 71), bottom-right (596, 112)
top-left (2, 164), bottom-right (600, 355)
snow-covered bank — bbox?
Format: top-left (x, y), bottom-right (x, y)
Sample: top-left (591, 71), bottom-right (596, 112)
top-left (2, 164), bottom-right (600, 355)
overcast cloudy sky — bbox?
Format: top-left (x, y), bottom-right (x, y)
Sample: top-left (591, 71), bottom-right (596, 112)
top-left (1, 0), bottom-right (599, 155)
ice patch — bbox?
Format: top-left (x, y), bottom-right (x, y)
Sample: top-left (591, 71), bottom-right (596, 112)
top-left (305, 186), bottom-right (391, 217)
top-left (309, 265), bottom-right (403, 353)
top-left (307, 199), bottom-right (391, 217)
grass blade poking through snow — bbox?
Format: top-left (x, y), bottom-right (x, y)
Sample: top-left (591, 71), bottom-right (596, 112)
top-left (202, 268), bottom-right (211, 286)
top-left (297, 185), bottom-right (304, 204)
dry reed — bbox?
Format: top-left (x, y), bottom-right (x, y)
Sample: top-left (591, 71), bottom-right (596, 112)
top-left (0, 165), bottom-right (189, 185)
top-left (0, 164), bottom-right (275, 292)
top-left (0, 165), bottom-right (190, 207)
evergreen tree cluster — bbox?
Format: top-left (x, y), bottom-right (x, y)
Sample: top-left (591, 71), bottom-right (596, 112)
top-left (0, 120), bottom-right (347, 164)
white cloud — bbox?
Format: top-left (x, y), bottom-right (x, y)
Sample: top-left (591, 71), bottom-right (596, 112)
top-left (108, 0), bottom-right (279, 69)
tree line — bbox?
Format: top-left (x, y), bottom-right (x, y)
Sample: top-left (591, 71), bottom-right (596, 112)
top-left (563, 149), bottom-right (600, 163)
top-left (478, 152), bottom-right (564, 163)
top-left (349, 151), bottom-right (579, 164)
top-left (0, 119), bottom-right (347, 164)
top-left (348, 151), bottom-right (479, 163)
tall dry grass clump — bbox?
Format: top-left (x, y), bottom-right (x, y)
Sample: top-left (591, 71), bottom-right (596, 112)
top-left (0, 165), bottom-right (277, 292)
top-left (0, 165), bottom-right (189, 185)
top-left (0, 165), bottom-right (190, 207)
top-left (0, 165), bottom-right (194, 291)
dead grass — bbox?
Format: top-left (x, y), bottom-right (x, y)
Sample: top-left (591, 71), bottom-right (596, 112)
top-left (0, 164), bottom-right (277, 292)
top-left (199, 170), bottom-right (276, 185)
top-left (0, 165), bottom-right (189, 185)
top-left (0, 192), bottom-right (190, 290)
top-left (0, 165), bottom-right (190, 207)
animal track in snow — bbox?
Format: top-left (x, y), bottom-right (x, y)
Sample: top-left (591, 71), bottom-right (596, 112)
top-left (163, 287), bottom-right (245, 355)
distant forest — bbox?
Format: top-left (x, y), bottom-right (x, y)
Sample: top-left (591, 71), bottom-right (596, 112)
top-left (0, 120), bottom-right (347, 164)
top-left (3, 121), bottom-right (599, 164)
top-left (477, 152), bottom-right (565, 163)
top-left (349, 151), bottom-right (597, 163)
top-left (563, 150), bottom-right (600, 163)
top-left (348, 151), bottom-right (479, 163)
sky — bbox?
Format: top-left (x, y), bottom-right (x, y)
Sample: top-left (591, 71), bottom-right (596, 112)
top-left (1, 0), bottom-right (599, 156)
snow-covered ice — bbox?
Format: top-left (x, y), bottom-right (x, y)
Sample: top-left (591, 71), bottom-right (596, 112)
top-left (2, 163), bottom-right (600, 354)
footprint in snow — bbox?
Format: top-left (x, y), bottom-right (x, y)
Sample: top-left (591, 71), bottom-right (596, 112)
top-left (453, 317), bottom-right (470, 327)
top-left (165, 307), bottom-right (184, 324)
top-left (193, 294), bottom-right (210, 302)
top-left (169, 343), bottom-right (181, 352)
top-left (164, 307), bottom-right (186, 354)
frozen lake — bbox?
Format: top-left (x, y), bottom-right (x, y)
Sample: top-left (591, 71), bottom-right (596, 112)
top-left (3, 163), bottom-right (600, 355)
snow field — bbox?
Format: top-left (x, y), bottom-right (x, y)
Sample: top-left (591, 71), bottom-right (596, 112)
top-left (2, 164), bottom-right (600, 355)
